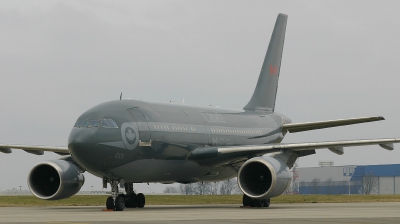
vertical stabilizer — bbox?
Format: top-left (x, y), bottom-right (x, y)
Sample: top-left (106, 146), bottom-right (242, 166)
top-left (244, 13), bottom-right (287, 112)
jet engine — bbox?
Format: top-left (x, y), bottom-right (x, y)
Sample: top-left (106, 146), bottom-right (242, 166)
top-left (238, 156), bottom-right (291, 199)
top-left (28, 159), bottom-right (84, 200)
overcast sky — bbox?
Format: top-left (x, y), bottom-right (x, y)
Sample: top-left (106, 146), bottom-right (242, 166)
top-left (1, 0), bottom-right (399, 193)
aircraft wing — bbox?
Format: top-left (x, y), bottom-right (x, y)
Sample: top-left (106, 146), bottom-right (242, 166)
top-left (282, 116), bottom-right (384, 133)
top-left (187, 138), bottom-right (399, 164)
top-left (0, 144), bottom-right (69, 155)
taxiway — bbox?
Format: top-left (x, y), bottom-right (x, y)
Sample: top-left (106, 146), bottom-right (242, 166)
top-left (0, 202), bottom-right (399, 223)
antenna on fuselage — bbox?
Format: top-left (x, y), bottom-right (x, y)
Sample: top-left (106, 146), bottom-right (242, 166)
top-left (120, 92), bottom-right (122, 100)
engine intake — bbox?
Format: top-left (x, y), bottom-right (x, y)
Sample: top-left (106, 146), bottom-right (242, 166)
top-left (28, 160), bottom-right (84, 200)
top-left (238, 156), bottom-right (291, 199)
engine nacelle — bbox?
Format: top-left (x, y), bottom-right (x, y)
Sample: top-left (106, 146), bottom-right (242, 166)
top-left (28, 160), bottom-right (84, 200)
top-left (238, 156), bottom-right (291, 199)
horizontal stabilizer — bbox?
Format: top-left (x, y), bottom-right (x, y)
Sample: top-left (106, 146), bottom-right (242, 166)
top-left (283, 116), bottom-right (384, 133)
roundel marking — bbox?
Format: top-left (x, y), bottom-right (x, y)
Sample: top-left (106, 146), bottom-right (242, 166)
top-left (121, 122), bottom-right (139, 150)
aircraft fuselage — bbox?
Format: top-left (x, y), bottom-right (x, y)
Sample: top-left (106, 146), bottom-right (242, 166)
top-left (68, 100), bottom-right (290, 184)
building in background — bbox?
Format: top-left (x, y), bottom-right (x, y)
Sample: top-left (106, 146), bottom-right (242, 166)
top-left (298, 164), bottom-right (400, 195)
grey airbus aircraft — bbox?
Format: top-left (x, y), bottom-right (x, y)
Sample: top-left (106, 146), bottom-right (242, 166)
top-left (1, 13), bottom-right (399, 211)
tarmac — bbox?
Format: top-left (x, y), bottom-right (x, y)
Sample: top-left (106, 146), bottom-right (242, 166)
top-left (0, 202), bottom-right (399, 223)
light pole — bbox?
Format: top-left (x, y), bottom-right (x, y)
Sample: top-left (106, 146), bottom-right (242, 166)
top-left (19, 186), bottom-right (22, 192)
top-left (91, 186), bottom-right (93, 193)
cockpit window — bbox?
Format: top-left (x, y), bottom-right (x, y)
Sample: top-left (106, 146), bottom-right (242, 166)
top-left (74, 118), bottom-right (118, 129)
top-left (84, 120), bottom-right (92, 128)
top-left (106, 119), bottom-right (118, 128)
top-left (101, 118), bottom-right (118, 128)
top-left (87, 119), bottom-right (100, 128)
top-left (100, 119), bottom-right (109, 128)
top-left (74, 120), bottom-right (85, 128)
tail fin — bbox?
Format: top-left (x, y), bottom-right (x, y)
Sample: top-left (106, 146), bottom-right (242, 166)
top-left (244, 13), bottom-right (288, 112)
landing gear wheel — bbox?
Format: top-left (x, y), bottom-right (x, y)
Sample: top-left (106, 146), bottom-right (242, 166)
top-left (249, 198), bottom-right (256, 207)
top-left (137, 193), bottom-right (145, 208)
top-left (118, 193), bottom-right (125, 198)
top-left (106, 196), bottom-right (114, 210)
top-left (126, 193), bottom-right (138, 208)
top-left (114, 195), bottom-right (126, 211)
top-left (263, 199), bottom-right (270, 207)
top-left (242, 194), bottom-right (251, 207)
top-left (254, 199), bottom-right (264, 207)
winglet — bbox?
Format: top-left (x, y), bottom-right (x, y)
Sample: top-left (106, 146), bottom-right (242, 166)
top-left (244, 13), bottom-right (288, 111)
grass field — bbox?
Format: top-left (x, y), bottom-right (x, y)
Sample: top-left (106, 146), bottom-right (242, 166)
top-left (1, 194), bottom-right (400, 207)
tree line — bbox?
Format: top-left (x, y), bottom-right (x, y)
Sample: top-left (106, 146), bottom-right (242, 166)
top-left (163, 178), bottom-right (242, 195)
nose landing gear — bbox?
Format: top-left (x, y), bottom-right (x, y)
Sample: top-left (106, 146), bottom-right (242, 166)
top-left (105, 179), bottom-right (146, 211)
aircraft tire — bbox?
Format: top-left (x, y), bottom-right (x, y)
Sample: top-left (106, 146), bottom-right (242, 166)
top-left (263, 199), bottom-right (270, 207)
top-left (106, 196), bottom-right (114, 210)
top-left (126, 193), bottom-right (138, 208)
top-left (118, 193), bottom-right (125, 198)
top-left (249, 198), bottom-right (256, 207)
top-left (254, 199), bottom-right (264, 207)
top-left (114, 195), bottom-right (126, 211)
top-left (137, 193), bottom-right (145, 208)
top-left (242, 194), bottom-right (251, 207)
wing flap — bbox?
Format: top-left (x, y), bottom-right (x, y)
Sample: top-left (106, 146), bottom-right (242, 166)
top-left (0, 144), bottom-right (69, 155)
top-left (283, 116), bottom-right (384, 133)
top-left (23, 149), bottom-right (44, 155)
top-left (0, 148), bottom-right (12, 154)
top-left (328, 147), bottom-right (344, 155)
top-left (379, 143), bottom-right (394, 150)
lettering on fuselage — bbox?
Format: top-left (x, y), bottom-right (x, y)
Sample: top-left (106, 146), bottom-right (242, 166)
top-left (212, 137), bottom-right (231, 146)
top-left (115, 153), bottom-right (125, 159)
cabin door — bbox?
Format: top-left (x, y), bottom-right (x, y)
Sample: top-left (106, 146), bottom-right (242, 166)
top-left (128, 108), bottom-right (151, 144)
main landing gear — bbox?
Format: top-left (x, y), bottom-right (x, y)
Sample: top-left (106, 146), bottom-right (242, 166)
top-left (242, 194), bottom-right (270, 208)
top-left (105, 180), bottom-right (146, 211)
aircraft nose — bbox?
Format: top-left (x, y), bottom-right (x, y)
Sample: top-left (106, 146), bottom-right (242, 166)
top-left (68, 129), bottom-right (99, 171)
top-left (69, 128), bottom-right (96, 144)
